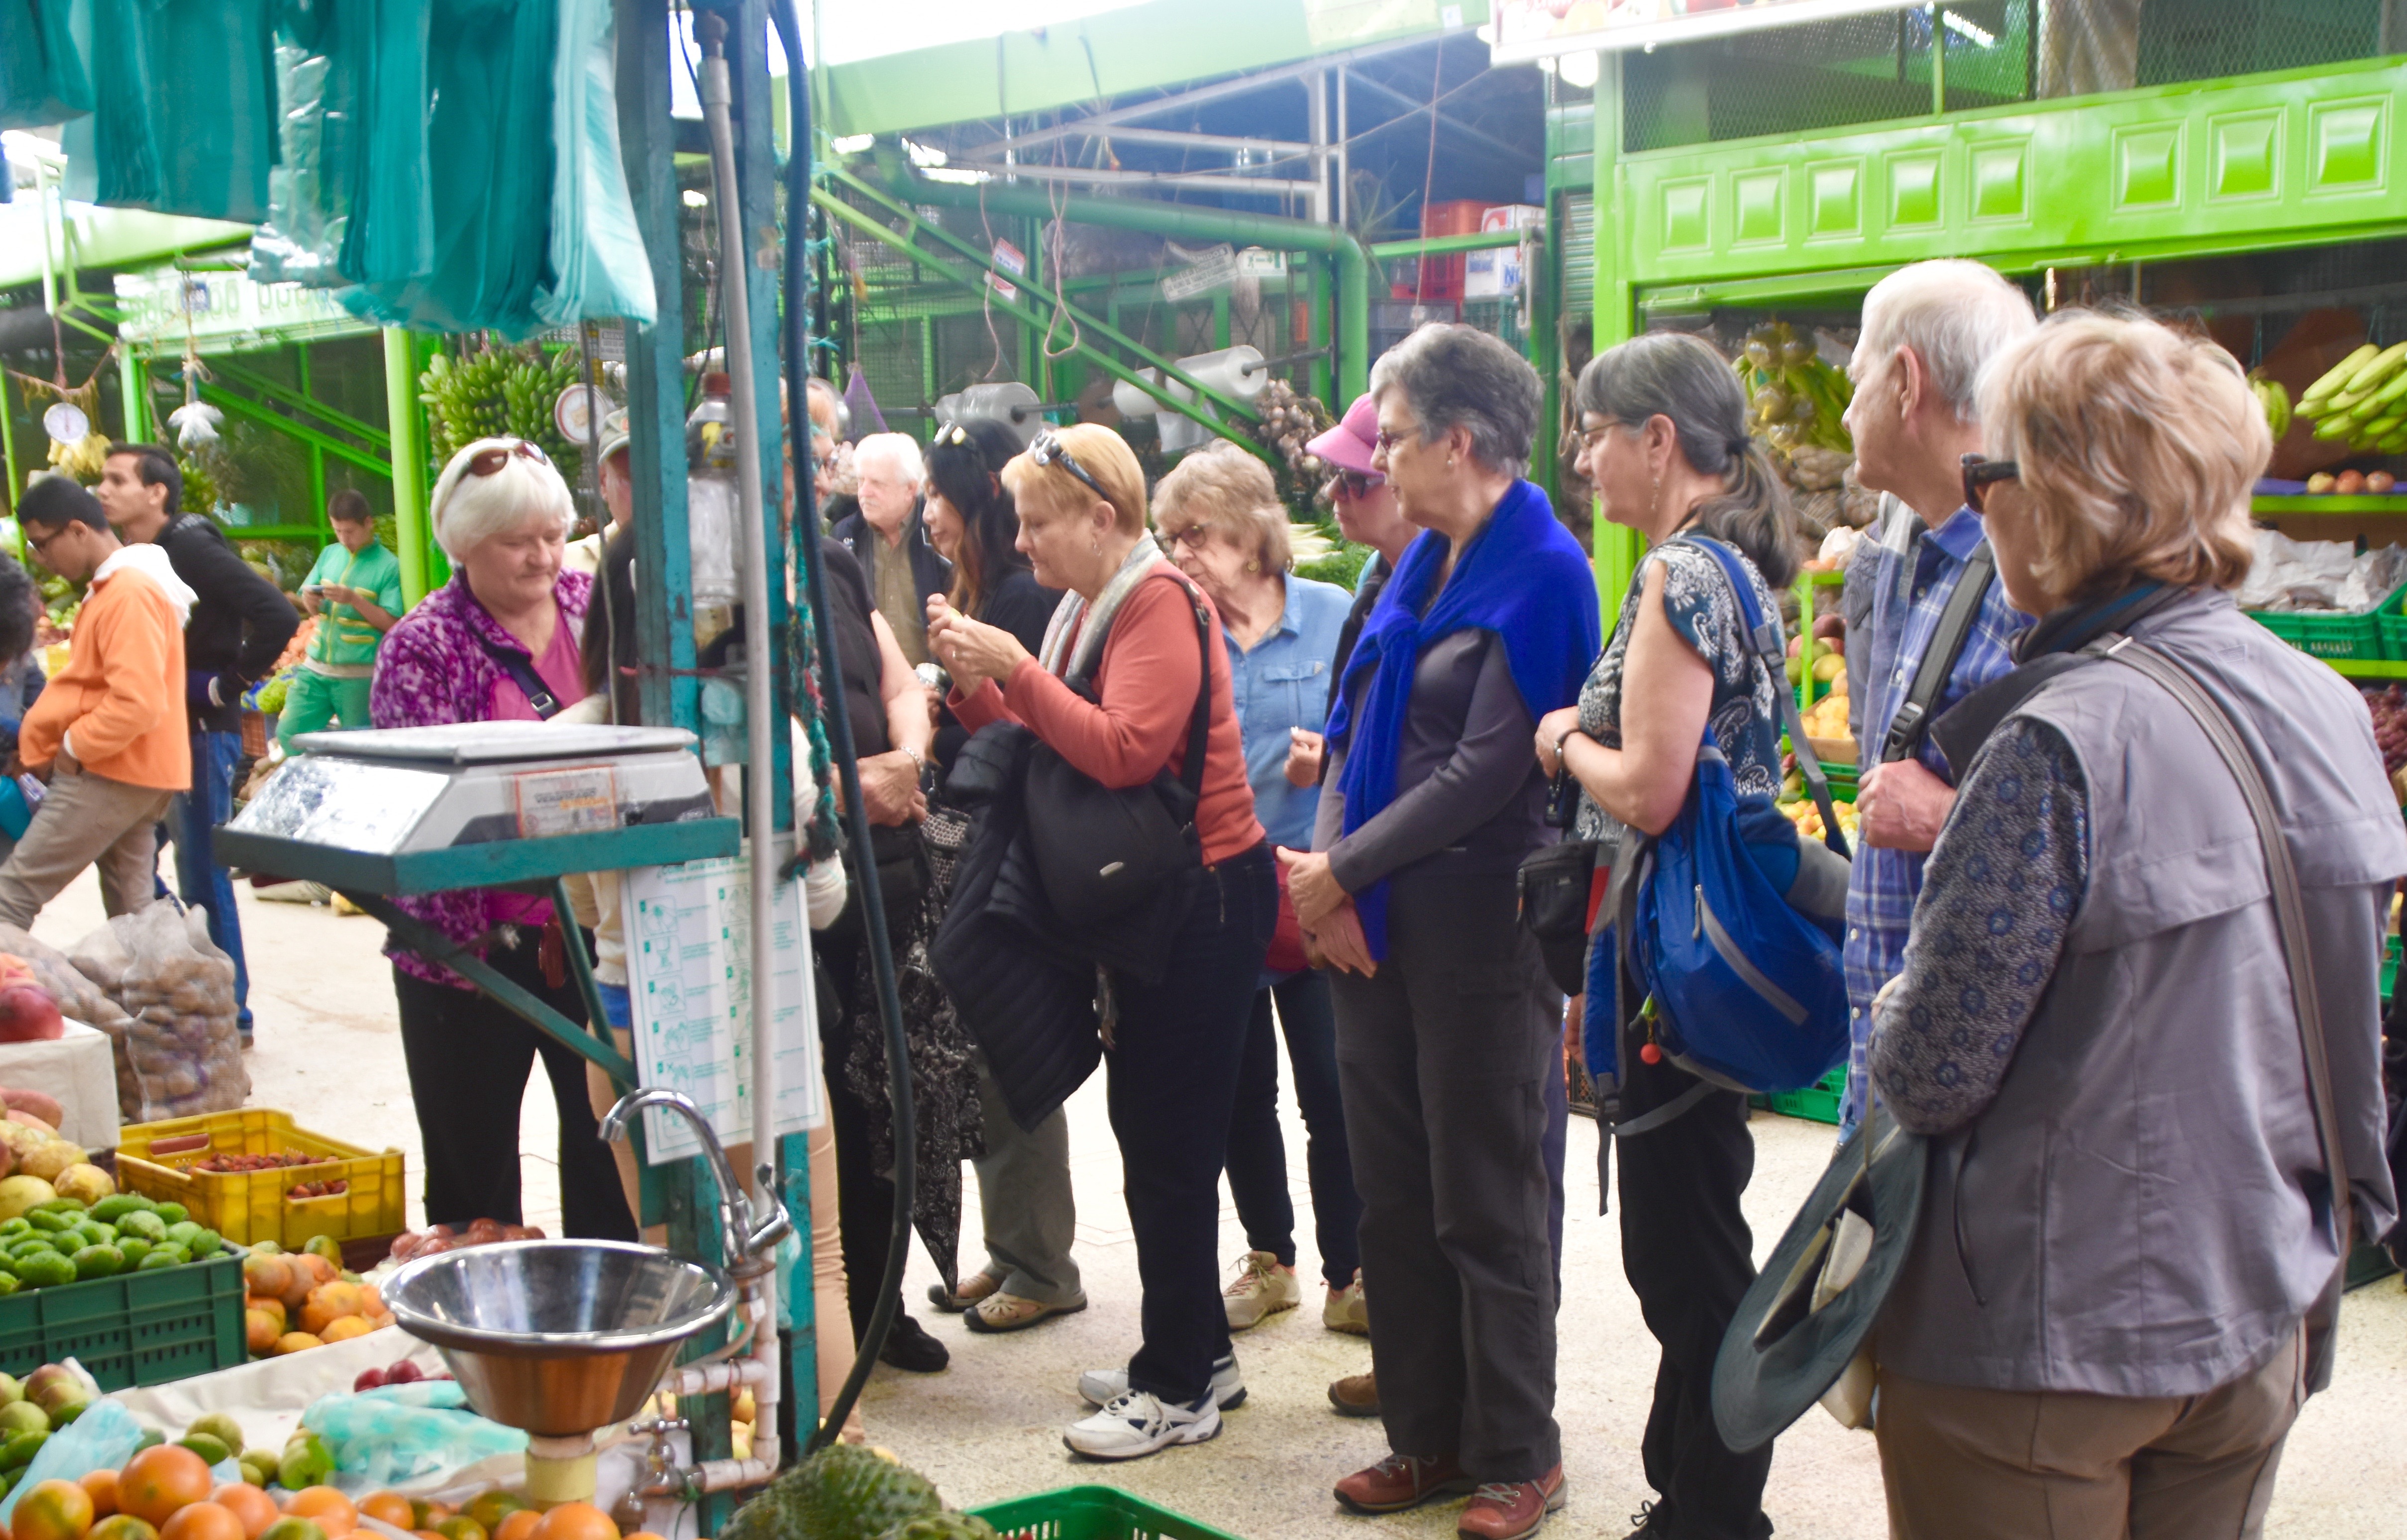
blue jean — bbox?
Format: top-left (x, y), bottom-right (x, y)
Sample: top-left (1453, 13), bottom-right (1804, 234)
top-left (1225, 970), bottom-right (1362, 1287)
top-left (167, 730), bottom-right (250, 1032)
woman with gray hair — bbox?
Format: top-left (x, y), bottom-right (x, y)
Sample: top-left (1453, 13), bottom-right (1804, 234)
top-left (1152, 442), bottom-right (1361, 1335)
top-left (1283, 324), bottom-right (1598, 1539)
top-left (1543, 330), bottom-right (1800, 1540)
top-left (369, 437), bottom-right (636, 1241)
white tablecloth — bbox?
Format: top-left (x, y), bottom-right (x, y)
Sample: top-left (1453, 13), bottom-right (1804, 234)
top-left (0, 1022), bottom-right (121, 1152)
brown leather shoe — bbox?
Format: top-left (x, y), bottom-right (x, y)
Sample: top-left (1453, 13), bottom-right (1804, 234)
top-left (1334, 1451), bottom-right (1476, 1514)
top-left (1328, 1371), bottom-right (1380, 1418)
top-left (1456, 1464), bottom-right (1567, 1540)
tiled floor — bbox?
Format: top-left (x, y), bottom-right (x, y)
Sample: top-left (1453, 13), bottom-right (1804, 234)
top-left (34, 870), bottom-right (2407, 1540)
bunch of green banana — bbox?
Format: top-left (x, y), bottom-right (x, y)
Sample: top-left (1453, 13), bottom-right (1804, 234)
top-left (2297, 341), bottom-right (2407, 456)
top-left (2248, 373), bottom-right (2291, 439)
top-left (1736, 320), bottom-right (1855, 456)
top-left (419, 347), bottom-right (585, 484)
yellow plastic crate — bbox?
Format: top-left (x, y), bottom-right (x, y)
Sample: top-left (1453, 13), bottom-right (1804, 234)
top-left (114, 1110), bottom-right (406, 1249)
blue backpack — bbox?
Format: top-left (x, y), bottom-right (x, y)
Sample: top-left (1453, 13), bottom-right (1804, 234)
top-left (1595, 535), bottom-right (1852, 1099)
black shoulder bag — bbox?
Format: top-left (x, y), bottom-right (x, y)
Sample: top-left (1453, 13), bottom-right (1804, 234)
top-left (1879, 540), bottom-right (1998, 766)
top-left (474, 634), bottom-right (566, 719)
top-left (1022, 578), bottom-right (1217, 931)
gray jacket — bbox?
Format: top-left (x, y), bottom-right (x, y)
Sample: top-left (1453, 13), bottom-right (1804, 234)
top-left (1876, 589), bottom-right (2406, 1397)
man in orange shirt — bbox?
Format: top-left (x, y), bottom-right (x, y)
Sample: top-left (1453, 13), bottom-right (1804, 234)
top-left (0, 477), bottom-right (196, 927)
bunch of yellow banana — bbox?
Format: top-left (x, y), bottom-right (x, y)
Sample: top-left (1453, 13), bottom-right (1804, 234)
top-left (1735, 321), bottom-right (1855, 456)
top-left (2298, 341), bottom-right (2407, 456)
top-left (45, 431), bottom-right (108, 481)
top-left (2248, 372), bottom-right (2291, 439)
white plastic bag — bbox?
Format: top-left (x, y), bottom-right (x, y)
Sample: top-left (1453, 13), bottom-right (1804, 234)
top-left (67, 905), bottom-right (248, 1122)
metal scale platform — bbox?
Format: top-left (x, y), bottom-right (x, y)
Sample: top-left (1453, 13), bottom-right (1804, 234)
top-left (215, 722), bottom-right (742, 1084)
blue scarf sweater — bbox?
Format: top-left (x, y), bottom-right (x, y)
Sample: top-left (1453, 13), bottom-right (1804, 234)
top-left (1325, 478), bottom-right (1601, 956)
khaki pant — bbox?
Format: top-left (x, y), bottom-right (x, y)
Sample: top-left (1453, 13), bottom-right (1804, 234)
top-left (1876, 1326), bottom-right (2307, 1540)
top-left (0, 763), bottom-right (176, 930)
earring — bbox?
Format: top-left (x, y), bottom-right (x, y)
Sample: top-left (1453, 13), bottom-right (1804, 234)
top-left (1650, 472), bottom-right (1664, 522)
top-left (1449, 456), bottom-right (1458, 470)
top-left (1246, 560), bottom-right (1259, 573)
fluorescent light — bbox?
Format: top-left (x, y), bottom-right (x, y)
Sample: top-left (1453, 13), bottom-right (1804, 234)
top-left (903, 138), bottom-right (949, 168)
top-left (1942, 10), bottom-right (1995, 46)
top-left (682, 190), bottom-right (710, 207)
top-left (831, 133), bottom-right (874, 154)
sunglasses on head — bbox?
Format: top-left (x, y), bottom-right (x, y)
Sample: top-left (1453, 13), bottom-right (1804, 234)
top-left (1960, 453), bottom-right (2019, 515)
top-left (1028, 429), bottom-right (1110, 504)
top-left (1326, 470), bottom-right (1385, 499)
top-left (466, 439), bottom-right (551, 478)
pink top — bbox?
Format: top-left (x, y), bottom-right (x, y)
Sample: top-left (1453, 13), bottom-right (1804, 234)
top-left (489, 614), bottom-right (587, 925)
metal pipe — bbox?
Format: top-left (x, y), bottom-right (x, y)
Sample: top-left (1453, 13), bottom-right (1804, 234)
top-left (384, 328), bottom-right (431, 606)
top-left (774, 0), bottom-right (915, 1457)
top-left (695, 18), bottom-right (782, 1404)
top-left (891, 171), bottom-right (1375, 402)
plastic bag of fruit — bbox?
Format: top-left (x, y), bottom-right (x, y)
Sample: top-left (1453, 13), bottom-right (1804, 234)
top-left (67, 906), bottom-right (249, 1124)
top-left (302, 1380), bottom-right (527, 1488)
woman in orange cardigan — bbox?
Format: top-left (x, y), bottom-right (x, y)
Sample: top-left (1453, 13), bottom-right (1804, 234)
top-left (928, 424), bottom-right (1271, 1463)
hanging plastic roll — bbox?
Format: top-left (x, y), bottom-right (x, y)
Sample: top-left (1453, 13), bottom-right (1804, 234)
top-left (1111, 345), bottom-right (1270, 453)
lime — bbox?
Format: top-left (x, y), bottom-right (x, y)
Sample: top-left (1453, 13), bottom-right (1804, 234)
top-left (135, 1251), bottom-right (179, 1271)
top-left (179, 1433), bottom-right (230, 1465)
top-left (68, 1244), bottom-right (124, 1280)
top-left (116, 1238), bottom-right (152, 1267)
top-left (14, 1252), bottom-right (73, 1288)
top-left (153, 1203), bottom-right (189, 1227)
top-left (115, 1211), bottom-right (166, 1243)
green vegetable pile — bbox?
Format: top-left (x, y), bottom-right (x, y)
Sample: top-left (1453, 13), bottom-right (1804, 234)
top-left (719, 1444), bottom-right (996, 1540)
top-left (419, 347), bottom-right (584, 487)
top-left (0, 1194), bottom-right (223, 1293)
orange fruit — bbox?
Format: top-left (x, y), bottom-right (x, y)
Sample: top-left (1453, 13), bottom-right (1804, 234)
top-left (209, 1487), bottom-right (276, 1540)
top-left (622, 1533), bottom-right (667, 1540)
top-left (240, 1256), bottom-right (292, 1303)
top-left (118, 1446), bottom-right (213, 1529)
top-left (245, 1298), bottom-right (286, 1334)
top-left (299, 1284), bottom-right (361, 1335)
top-left (293, 1254), bottom-right (336, 1291)
top-left (529, 1504), bottom-right (615, 1540)
top-left (490, 1515), bottom-right (539, 1540)
top-left (356, 1285), bottom-right (381, 1316)
top-left (79, 1471), bottom-right (118, 1519)
top-left (353, 1498), bottom-right (410, 1534)
top-left (427, 1520), bottom-right (482, 1540)
top-left (244, 1310), bottom-right (280, 1355)
top-left (412, 1533), bottom-right (446, 1540)
top-left (90, 1520), bottom-right (159, 1540)
top-left (318, 1317), bottom-right (373, 1344)
top-left (160, 1505), bottom-right (245, 1540)
top-left (279, 1492), bottom-right (352, 1540)
top-left (272, 1333), bottom-right (322, 1356)
top-left (16, 1479), bottom-right (97, 1540)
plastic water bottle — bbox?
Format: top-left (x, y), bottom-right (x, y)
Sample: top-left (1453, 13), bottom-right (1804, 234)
top-left (687, 372), bottom-right (741, 648)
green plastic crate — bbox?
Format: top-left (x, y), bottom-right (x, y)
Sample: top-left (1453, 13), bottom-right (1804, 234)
top-left (973, 1487), bottom-right (1243, 1540)
top-left (0, 1249), bottom-right (245, 1392)
top-left (1760, 1067), bottom-right (1848, 1126)
top-left (2249, 577), bottom-right (2407, 661)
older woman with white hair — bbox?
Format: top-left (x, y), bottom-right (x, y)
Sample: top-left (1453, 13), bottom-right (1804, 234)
top-left (1868, 312), bottom-right (2405, 1538)
top-left (369, 437), bottom-right (637, 1242)
top-left (1151, 442), bottom-right (1361, 1336)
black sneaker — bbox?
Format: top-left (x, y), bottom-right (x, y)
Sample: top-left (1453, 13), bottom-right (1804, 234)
top-left (876, 1313), bottom-right (950, 1373)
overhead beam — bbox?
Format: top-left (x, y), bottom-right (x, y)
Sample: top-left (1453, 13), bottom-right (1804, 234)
top-left (1021, 125), bottom-right (1314, 156)
top-left (943, 161), bottom-right (1316, 199)
top-left (1339, 68), bottom-right (1532, 166)
top-left (963, 31), bottom-right (1446, 158)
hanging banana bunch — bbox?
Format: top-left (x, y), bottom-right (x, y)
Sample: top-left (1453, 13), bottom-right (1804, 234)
top-left (2247, 371), bottom-right (2292, 441)
top-left (420, 345), bottom-right (585, 483)
top-left (1735, 320), bottom-right (1854, 457)
top-left (2295, 341), bottom-right (2407, 457)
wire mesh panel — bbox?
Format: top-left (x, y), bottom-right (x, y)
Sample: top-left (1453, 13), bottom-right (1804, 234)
top-left (1622, 0), bottom-right (2389, 155)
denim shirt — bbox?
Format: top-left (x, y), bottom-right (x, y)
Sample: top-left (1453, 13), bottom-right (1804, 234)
top-left (1227, 574), bottom-right (1353, 850)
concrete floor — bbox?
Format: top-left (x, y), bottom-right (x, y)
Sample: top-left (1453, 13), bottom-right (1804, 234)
top-left (29, 871), bottom-right (2407, 1539)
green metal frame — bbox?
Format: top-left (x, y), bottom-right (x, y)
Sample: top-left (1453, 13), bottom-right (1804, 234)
top-left (1589, 48), bottom-right (2407, 614)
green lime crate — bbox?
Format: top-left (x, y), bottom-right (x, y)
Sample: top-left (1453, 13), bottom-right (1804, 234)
top-left (2379, 611), bottom-right (2407, 661)
top-left (2384, 936), bottom-right (2400, 1002)
top-left (974, 1487), bottom-right (1244, 1540)
top-left (0, 1248), bottom-right (245, 1392)
top-left (2249, 577), bottom-right (2407, 662)
top-left (1760, 1067), bottom-right (1848, 1126)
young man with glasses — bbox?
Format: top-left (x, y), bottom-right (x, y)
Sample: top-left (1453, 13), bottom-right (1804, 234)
top-left (97, 442), bottom-right (298, 1047)
top-left (0, 478), bottom-right (196, 929)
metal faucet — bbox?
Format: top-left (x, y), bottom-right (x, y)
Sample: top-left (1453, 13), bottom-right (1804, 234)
top-left (599, 1088), bottom-right (793, 1277)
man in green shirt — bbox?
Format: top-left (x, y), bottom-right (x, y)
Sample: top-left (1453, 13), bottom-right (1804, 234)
top-left (278, 490), bottom-right (403, 751)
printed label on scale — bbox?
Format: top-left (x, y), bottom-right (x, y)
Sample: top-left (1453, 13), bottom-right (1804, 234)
top-left (513, 765), bottom-right (619, 838)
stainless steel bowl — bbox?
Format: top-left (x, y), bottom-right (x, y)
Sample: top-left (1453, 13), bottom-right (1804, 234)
top-left (382, 1240), bottom-right (737, 1436)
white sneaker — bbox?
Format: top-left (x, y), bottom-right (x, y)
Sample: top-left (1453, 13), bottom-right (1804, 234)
top-left (1222, 1250), bottom-right (1302, 1330)
top-left (1079, 1352), bottom-right (1247, 1411)
top-left (1062, 1389), bottom-right (1222, 1460)
top-left (1324, 1273), bottom-right (1369, 1335)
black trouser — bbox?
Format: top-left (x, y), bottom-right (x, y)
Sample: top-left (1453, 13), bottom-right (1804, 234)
top-left (390, 932), bottom-right (636, 1240)
top-left (1109, 843), bottom-right (1275, 1404)
top-left (1613, 1046), bottom-right (1773, 1540)
top-left (1332, 870), bottom-right (1562, 1483)
top-left (814, 924), bottom-right (907, 1343)
top-left (1225, 969), bottom-right (1361, 1287)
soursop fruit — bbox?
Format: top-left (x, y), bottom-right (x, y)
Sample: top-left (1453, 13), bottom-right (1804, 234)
top-left (874, 1516), bottom-right (999, 1540)
top-left (720, 1444), bottom-right (942, 1540)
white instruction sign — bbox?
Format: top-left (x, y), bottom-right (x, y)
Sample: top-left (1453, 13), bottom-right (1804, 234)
top-left (627, 854), bottom-right (825, 1163)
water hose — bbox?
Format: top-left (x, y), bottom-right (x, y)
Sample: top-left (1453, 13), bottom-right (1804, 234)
top-left (761, 0), bottom-right (917, 1457)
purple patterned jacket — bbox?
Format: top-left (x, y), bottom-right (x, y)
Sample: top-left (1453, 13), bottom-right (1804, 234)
top-left (369, 570), bottom-right (592, 987)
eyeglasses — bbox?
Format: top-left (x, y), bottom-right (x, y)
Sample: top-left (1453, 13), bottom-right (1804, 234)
top-left (1577, 420), bottom-right (1625, 449)
top-left (466, 439), bottom-right (551, 478)
top-left (1028, 429), bottom-right (1111, 504)
top-left (1960, 453), bottom-right (2020, 515)
top-left (1325, 470), bottom-right (1385, 499)
top-left (23, 525), bottom-right (68, 556)
top-left (1155, 522), bottom-right (1215, 554)
top-left (1372, 425), bottom-right (1420, 454)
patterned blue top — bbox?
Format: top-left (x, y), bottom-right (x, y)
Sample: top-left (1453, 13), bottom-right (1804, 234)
top-left (1869, 716), bottom-right (2090, 1132)
top-left (1226, 573), bottom-right (1353, 850)
top-left (1839, 507), bottom-right (2034, 1136)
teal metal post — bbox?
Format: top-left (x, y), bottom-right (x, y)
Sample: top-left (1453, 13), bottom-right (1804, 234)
top-left (383, 328), bottom-right (431, 607)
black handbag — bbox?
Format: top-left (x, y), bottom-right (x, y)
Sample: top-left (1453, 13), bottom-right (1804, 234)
top-left (1517, 769), bottom-right (1608, 997)
top-left (1022, 578), bottom-right (1216, 931)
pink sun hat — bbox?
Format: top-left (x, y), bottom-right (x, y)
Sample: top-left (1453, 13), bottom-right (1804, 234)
top-left (1306, 393), bottom-right (1383, 479)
